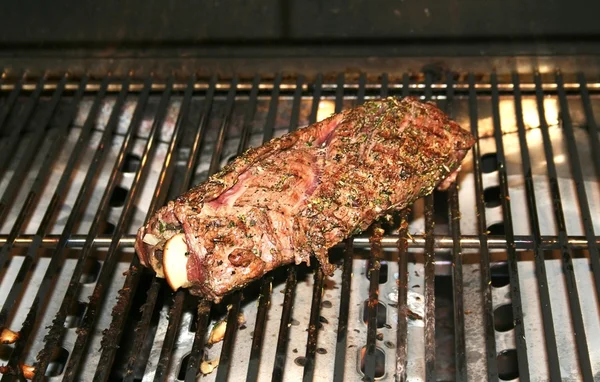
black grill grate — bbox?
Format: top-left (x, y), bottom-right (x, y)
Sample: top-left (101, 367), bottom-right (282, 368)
top-left (0, 72), bottom-right (599, 381)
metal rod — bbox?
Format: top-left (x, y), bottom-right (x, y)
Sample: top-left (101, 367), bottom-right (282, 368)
top-left (333, 73), bottom-right (364, 382)
top-left (0, 73), bottom-right (23, 135)
top-left (271, 74), bottom-right (306, 382)
top-left (423, 75), bottom-right (436, 382)
top-left (395, 209), bottom-right (410, 382)
top-left (0, 233), bottom-right (597, 250)
top-left (0, 75), bottom-right (65, 224)
top-left (333, 239), bottom-right (354, 382)
top-left (0, 75), bottom-right (45, 182)
top-left (575, 72), bottom-right (600, 302)
top-left (443, 75), bottom-right (467, 382)
top-left (245, 276), bottom-right (272, 381)
top-left (60, 75), bottom-right (168, 380)
top-left (216, 74), bottom-right (261, 382)
top-left (43, 75), bottom-right (139, 380)
top-left (395, 73), bottom-right (412, 382)
top-left (512, 72), bottom-right (561, 381)
top-left (0, 74), bottom-right (67, 271)
top-left (263, 73), bottom-right (281, 142)
top-left (186, 76), bottom-right (239, 380)
top-left (0, 74), bottom-right (68, 334)
top-left (245, 74), bottom-right (276, 382)
top-left (468, 72), bottom-right (499, 381)
top-left (238, 75), bottom-right (261, 155)
top-left (4, 76), bottom-right (110, 382)
top-left (301, 73), bottom-right (325, 382)
top-left (2, 78), bottom-right (600, 94)
top-left (271, 268), bottom-right (297, 382)
top-left (490, 72), bottom-right (530, 382)
top-left (365, 225), bottom-right (383, 381)
top-left (109, 76), bottom-right (197, 382)
top-left (380, 73), bottom-right (389, 98)
top-left (184, 300), bottom-right (212, 382)
top-left (302, 267), bottom-right (325, 382)
top-left (153, 291), bottom-right (186, 382)
top-left (551, 73), bottom-right (595, 381)
top-left (424, 194), bottom-right (436, 382)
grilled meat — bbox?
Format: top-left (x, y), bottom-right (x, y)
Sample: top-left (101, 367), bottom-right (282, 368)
top-left (135, 97), bottom-right (476, 302)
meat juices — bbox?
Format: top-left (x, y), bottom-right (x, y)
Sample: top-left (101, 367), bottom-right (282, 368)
top-left (135, 97), bottom-right (476, 302)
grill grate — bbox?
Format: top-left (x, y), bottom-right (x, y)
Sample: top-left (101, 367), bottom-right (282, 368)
top-left (0, 72), bottom-right (599, 381)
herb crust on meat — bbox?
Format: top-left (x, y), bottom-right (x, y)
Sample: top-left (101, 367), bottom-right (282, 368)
top-left (135, 97), bottom-right (476, 302)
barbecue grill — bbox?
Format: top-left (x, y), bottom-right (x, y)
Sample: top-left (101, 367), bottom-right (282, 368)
top-left (1, 2), bottom-right (600, 381)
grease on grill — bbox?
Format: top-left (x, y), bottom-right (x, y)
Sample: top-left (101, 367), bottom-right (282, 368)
top-left (295, 356), bottom-right (307, 367)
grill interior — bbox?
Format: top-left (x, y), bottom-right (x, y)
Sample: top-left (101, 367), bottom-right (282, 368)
top-left (0, 72), bottom-right (599, 381)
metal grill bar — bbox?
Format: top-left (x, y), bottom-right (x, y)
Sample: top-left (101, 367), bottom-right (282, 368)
top-left (0, 75), bottom-right (65, 223)
top-left (215, 75), bottom-right (261, 382)
top-left (490, 73), bottom-right (530, 381)
top-left (300, 73), bottom-right (325, 382)
top-left (133, 77), bottom-right (197, 382)
top-left (395, 73), bottom-right (412, 382)
top-left (245, 73), bottom-right (276, 381)
top-left (3, 77), bottom-right (111, 381)
top-left (5, 78), bottom-right (600, 94)
top-left (467, 73), bottom-right (499, 381)
top-left (444, 74), bottom-right (467, 381)
top-left (0, 73), bottom-right (23, 136)
top-left (364, 72), bottom-right (391, 382)
top-left (184, 299), bottom-right (211, 382)
top-left (54, 75), bottom-right (158, 380)
top-left (0, 74), bottom-right (68, 342)
top-left (578, 73), bottom-right (600, 213)
top-left (87, 76), bottom-right (152, 381)
top-left (512, 73), bottom-right (562, 380)
top-left (122, 75), bottom-right (214, 381)
top-left (554, 73), bottom-right (595, 380)
top-left (271, 75), bottom-right (305, 382)
top-left (0, 76), bottom-right (87, 378)
top-left (1, 72), bottom-right (599, 382)
top-left (332, 239), bottom-right (353, 382)
top-left (423, 74), bottom-right (437, 382)
top-left (1, 233), bottom-right (598, 250)
top-left (558, 73), bottom-right (600, 294)
top-left (332, 72), bottom-right (364, 382)
top-left (0, 76), bottom-right (44, 180)
top-left (364, 224), bottom-right (383, 381)
top-left (184, 76), bottom-right (239, 381)
top-left (0, 75), bottom-right (67, 275)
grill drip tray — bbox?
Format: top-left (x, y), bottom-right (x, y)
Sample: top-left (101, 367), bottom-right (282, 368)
top-left (0, 73), bottom-right (599, 381)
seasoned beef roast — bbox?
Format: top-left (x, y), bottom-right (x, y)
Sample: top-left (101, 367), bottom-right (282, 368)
top-left (135, 97), bottom-right (476, 302)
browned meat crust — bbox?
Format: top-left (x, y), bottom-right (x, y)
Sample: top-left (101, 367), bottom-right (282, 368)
top-left (135, 97), bottom-right (475, 302)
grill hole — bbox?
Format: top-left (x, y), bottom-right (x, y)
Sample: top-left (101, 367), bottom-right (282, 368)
top-left (64, 301), bottom-right (87, 329)
top-left (120, 153), bottom-right (141, 173)
top-left (177, 353), bottom-right (190, 380)
top-left (102, 221), bottom-right (115, 235)
top-left (491, 263), bottom-right (510, 287)
top-left (493, 304), bottom-right (515, 332)
top-left (109, 186), bottom-right (129, 207)
top-left (80, 258), bottom-right (101, 284)
top-left (497, 349), bottom-right (519, 380)
top-left (483, 186), bottom-right (502, 208)
top-left (362, 301), bottom-right (387, 328)
top-left (487, 222), bottom-right (505, 235)
top-left (359, 346), bottom-right (385, 379)
top-left (481, 153), bottom-right (499, 173)
top-left (45, 347), bottom-right (69, 377)
top-left (366, 262), bottom-right (388, 284)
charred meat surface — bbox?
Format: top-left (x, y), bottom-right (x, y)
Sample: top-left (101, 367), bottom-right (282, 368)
top-left (135, 97), bottom-right (475, 302)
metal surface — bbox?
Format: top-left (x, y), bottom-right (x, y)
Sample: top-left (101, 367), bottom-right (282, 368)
top-left (0, 73), bottom-right (600, 382)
